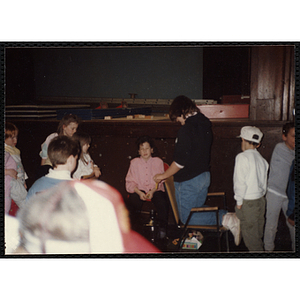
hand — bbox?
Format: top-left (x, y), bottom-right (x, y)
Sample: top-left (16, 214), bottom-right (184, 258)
top-left (134, 188), bottom-right (147, 201)
top-left (145, 190), bottom-right (154, 200)
top-left (93, 166), bottom-right (101, 178)
top-left (5, 169), bottom-right (18, 179)
top-left (139, 192), bottom-right (148, 201)
top-left (153, 173), bottom-right (164, 183)
top-left (287, 217), bottom-right (295, 227)
top-left (236, 205), bottom-right (242, 209)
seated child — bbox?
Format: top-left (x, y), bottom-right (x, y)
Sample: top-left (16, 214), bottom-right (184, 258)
top-left (26, 135), bottom-right (80, 201)
top-left (233, 126), bottom-right (269, 252)
top-left (5, 122), bottom-right (28, 209)
top-left (37, 113), bottom-right (81, 179)
top-left (125, 136), bottom-right (169, 234)
top-left (72, 131), bottom-right (101, 179)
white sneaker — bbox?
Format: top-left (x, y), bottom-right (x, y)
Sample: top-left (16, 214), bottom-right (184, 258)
top-left (222, 213), bottom-right (241, 246)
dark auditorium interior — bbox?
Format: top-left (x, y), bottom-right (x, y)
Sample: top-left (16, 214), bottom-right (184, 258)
top-left (3, 43), bottom-right (297, 255)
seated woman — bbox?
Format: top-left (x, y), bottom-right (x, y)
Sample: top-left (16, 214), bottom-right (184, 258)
top-left (125, 136), bottom-right (169, 236)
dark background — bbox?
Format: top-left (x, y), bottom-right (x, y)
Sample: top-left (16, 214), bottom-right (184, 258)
top-left (5, 45), bottom-right (250, 105)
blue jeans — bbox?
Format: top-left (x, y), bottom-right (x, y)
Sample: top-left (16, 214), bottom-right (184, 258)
top-left (174, 172), bottom-right (227, 226)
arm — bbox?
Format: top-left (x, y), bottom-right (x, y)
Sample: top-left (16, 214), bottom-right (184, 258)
top-left (40, 140), bottom-right (49, 166)
top-left (88, 154), bottom-right (101, 178)
top-left (153, 161), bottom-right (181, 183)
top-left (5, 152), bottom-right (18, 179)
top-left (233, 154), bottom-right (248, 208)
top-left (125, 159), bottom-right (140, 194)
top-left (5, 168), bottom-right (18, 179)
top-left (93, 165), bottom-right (101, 178)
top-left (153, 125), bottom-right (191, 183)
top-left (40, 133), bottom-right (57, 166)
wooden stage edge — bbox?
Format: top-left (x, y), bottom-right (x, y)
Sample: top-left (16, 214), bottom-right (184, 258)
top-left (7, 116), bottom-right (288, 124)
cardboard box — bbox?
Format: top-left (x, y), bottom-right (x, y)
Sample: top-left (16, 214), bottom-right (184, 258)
top-left (182, 231), bottom-right (203, 250)
top-left (182, 237), bottom-right (202, 250)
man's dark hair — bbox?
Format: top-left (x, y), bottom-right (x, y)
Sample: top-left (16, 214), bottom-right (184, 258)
top-left (169, 95), bottom-right (200, 122)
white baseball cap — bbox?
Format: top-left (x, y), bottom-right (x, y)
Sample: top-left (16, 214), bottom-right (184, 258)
top-left (237, 126), bottom-right (263, 143)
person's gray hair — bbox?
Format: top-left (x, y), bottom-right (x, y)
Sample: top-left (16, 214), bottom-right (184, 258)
top-left (18, 182), bottom-right (89, 252)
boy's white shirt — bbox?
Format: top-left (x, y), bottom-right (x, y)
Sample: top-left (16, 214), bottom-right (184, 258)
top-left (45, 169), bottom-right (72, 180)
top-left (233, 148), bottom-right (269, 206)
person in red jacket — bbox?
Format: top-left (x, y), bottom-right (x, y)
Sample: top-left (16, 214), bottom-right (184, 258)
top-left (15, 180), bottom-right (160, 254)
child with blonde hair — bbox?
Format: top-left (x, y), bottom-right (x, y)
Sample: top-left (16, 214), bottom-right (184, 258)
top-left (37, 113), bottom-right (81, 178)
top-left (72, 131), bottom-right (101, 179)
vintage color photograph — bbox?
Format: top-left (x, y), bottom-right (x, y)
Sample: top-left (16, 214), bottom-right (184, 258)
top-left (1, 3), bottom-right (299, 299)
top-left (2, 42), bottom-right (297, 257)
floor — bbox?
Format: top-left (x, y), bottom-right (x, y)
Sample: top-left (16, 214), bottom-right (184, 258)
top-left (132, 208), bottom-right (294, 255)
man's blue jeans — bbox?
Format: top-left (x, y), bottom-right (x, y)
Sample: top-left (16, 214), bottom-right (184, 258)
top-left (174, 172), bottom-right (227, 226)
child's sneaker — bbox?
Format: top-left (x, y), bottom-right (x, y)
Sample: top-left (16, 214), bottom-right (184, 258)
top-left (222, 213), bottom-right (241, 246)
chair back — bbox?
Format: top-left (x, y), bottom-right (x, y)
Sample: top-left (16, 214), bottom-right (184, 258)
top-left (164, 175), bottom-right (181, 226)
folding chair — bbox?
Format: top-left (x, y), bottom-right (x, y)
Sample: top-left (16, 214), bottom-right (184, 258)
top-left (164, 174), bottom-right (229, 252)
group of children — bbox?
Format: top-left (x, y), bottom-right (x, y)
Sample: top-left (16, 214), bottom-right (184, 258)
top-left (4, 96), bottom-right (296, 253)
top-left (232, 121), bottom-right (295, 252)
top-left (4, 115), bottom-right (160, 254)
top-left (4, 114), bottom-right (101, 214)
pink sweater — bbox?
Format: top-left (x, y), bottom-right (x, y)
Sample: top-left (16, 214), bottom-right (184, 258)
top-left (125, 156), bottom-right (165, 194)
top-left (5, 152), bottom-right (17, 214)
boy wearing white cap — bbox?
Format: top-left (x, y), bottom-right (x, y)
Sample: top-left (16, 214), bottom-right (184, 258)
top-left (233, 126), bottom-right (269, 252)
